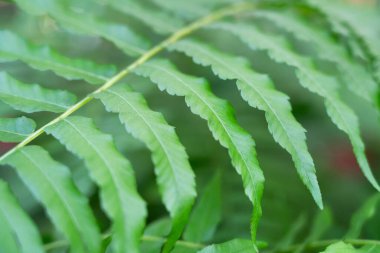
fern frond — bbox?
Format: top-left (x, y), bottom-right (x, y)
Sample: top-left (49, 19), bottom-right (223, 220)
top-left (100, 0), bottom-right (184, 34)
top-left (252, 10), bottom-right (378, 105)
top-left (0, 31), bottom-right (115, 84)
top-left (212, 21), bottom-right (380, 191)
top-left (135, 58), bottom-right (264, 240)
top-left (0, 180), bottom-right (44, 253)
top-left (1, 146), bottom-right (102, 253)
top-left (0, 72), bottom-right (76, 113)
top-left (12, 0), bottom-right (150, 56)
top-left (45, 116), bottom-right (147, 253)
top-left (0, 117), bottom-right (35, 142)
top-left (170, 40), bottom-right (322, 209)
top-left (198, 239), bottom-right (257, 253)
top-left (95, 85), bottom-right (196, 253)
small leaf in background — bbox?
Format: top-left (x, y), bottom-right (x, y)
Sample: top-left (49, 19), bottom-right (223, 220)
top-left (296, 207), bottom-right (333, 253)
top-left (184, 172), bottom-right (222, 243)
top-left (274, 214), bottom-right (307, 250)
top-left (346, 194), bottom-right (380, 238)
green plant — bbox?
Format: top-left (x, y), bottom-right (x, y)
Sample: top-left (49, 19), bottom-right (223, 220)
top-left (0, 0), bottom-right (379, 252)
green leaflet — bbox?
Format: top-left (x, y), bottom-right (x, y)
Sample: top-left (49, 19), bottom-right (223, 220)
top-left (2, 146), bottom-right (102, 253)
top-left (184, 172), bottom-right (222, 243)
top-left (197, 239), bottom-right (257, 253)
top-left (0, 72), bottom-right (76, 113)
top-left (135, 59), bottom-right (264, 240)
top-left (0, 180), bottom-right (44, 253)
top-left (0, 31), bottom-right (115, 85)
top-left (46, 116), bottom-right (147, 253)
top-left (0, 216), bottom-right (21, 253)
top-left (345, 194), bottom-right (380, 239)
top-left (102, 0), bottom-right (183, 34)
top-left (320, 242), bottom-right (356, 253)
top-left (95, 85), bottom-right (196, 253)
top-left (170, 39), bottom-right (322, 209)
top-left (12, 0), bottom-right (150, 56)
top-left (212, 21), bottom-right (380, 192)
top-left (0, 117), bottom-right (35, 142)
top-left (253, 10), bottom-right (378, 105)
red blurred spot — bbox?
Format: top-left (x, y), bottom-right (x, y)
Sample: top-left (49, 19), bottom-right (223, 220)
top-left (329, 143), bottom-right (375, 177)
top-left (0, 142), bottom-right (16, 155)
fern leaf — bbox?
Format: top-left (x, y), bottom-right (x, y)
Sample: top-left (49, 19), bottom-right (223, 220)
top-left (320, 242), bottom-right (356, 253)
top-left (0, 31), bottom-right (115, 84)
top-left (1, 146), bottom-right (102, 253)
top-left (0, 72), bottom-right (76, 113)
top-left (184, 172), bottom-right (222, 243)
top-left (95, 85), bottom-right (196, 253)
top-left (212, 21), bottom-right (380, 191)
top-left (45, 116), bottom-right (147, 253)
top-left (12, 0), bottom-right (149, 56)
top-left (170, 39), bottom-right (322, 208)
top-left (345, 194), bottom-right (380, 239)
top-left (0, 180), bottom-right (44, 253)
top-left (102, 0), bottom-right (183, 34)
top-left (197, 239), bottom-right (257, 253)
top-left (0, 117), bottom-right (35, 142)
top-left (253, 10), bottom-right (378, 105)
top-left (135, 58), bottom-right (264, 240)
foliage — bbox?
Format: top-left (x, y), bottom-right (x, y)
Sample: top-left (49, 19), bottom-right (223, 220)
top-left (0, 0), bottom-right (380, 252)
